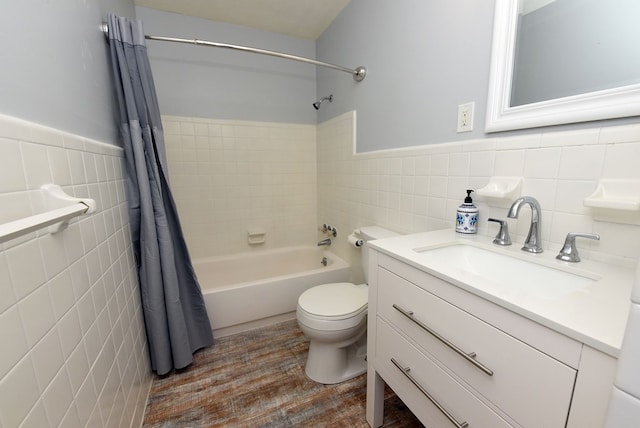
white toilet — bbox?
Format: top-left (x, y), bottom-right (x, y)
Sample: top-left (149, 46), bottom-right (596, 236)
top-left (296, 226), bottom-right (399, 384)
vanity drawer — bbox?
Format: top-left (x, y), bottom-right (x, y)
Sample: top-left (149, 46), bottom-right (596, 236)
top-left (377, 267), bottom-right (576, 427)
top-left (376, 318), bottom-right (514, 428)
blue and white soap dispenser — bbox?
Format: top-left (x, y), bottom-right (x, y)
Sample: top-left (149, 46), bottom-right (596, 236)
top-left (456, 189), bottom-right (478, 235)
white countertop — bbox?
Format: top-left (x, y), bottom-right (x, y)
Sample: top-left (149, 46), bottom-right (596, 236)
top-left (369, 229), bottom-right (635, 357)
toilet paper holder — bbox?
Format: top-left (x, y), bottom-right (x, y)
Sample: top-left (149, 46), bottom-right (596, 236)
top-left (347, 230), bottom-right (364, 248)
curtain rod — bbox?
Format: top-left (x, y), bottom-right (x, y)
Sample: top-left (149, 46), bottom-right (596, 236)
top-left (101, 23), bottom-right (366, 82)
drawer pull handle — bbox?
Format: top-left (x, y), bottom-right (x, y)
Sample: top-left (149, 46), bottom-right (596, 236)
top-left (393, 304), bottom-right (494, 376)
top-left (391, 357), bottom-right (469, 428)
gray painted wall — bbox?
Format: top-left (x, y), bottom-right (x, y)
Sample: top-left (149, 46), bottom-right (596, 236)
top-left (316, 0), bottom-right (496, 152)
top-left (0, 0), bottom-right (135, 145)
top-left (316, 0), bottom-right (638, 153)
top-left (135, 7), bottom-right (317, 124)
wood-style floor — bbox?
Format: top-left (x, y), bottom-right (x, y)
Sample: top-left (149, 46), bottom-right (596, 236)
top-left (142, 320), bottom-right (424, 427)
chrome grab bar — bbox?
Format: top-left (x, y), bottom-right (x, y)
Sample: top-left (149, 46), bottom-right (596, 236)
top-left (391, 358), bottom-right (469, 428)
top-left (393, 304), bottom-right (494, 376)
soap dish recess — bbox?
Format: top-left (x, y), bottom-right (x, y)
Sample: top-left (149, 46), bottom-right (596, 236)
top-left (475, 177), bottom-right (522, 200)
top-left (584, 179), bottom-right (640, 211)
top-left (247, 228), bottom-right (266, 245)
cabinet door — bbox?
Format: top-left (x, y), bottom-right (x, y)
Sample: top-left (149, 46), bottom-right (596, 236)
top-left (377, 267), bottom-right (576, 427)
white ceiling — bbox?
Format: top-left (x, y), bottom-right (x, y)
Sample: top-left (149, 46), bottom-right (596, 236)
top-left (133, 0), bottom-right (351, 40)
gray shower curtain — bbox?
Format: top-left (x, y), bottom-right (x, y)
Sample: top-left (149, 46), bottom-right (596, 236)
top-left (107, 14), bottom-right (213, 375)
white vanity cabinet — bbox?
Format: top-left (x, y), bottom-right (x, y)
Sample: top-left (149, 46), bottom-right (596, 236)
top-left (366, 251), bottom-right (619, 428)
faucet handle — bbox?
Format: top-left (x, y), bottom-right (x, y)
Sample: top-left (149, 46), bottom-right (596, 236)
top-left (556, 232), bottom-right (600, 263)
top-left (488, 218), bottom-right (512, 246)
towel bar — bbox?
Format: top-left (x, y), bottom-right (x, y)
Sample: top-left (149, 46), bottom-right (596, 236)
top-left (0, 184), bottom-right (96, 244)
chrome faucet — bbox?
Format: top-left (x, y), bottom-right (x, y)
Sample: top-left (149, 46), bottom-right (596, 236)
top-left (556, 232), bottom-right (600, 263)
top-left (317, 238), bottom-right (332, 246)
top-left (507, 196), bottom-right (543, 253)
top-left (488, 218), bottom-right (512, 246)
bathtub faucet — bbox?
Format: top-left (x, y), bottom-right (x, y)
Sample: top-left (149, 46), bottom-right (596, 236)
top-left (317, 238), bottom-right (332, 246)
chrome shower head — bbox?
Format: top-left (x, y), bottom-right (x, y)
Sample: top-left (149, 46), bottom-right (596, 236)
top-left (313, 94), bottom-right (333, 110)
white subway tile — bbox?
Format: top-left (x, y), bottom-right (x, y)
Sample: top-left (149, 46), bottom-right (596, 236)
top-left (494, 149), bottom-right (525, 176)
top-left (469, 150), bottom-right (494, 177)
top-left (62, 222), bottom-right (85, 264)
top-left (496, 133), bottom-right (541, 150)
top-left (20, 399), bottom-right (49, 428)
top-left (593, 220), bottom-right (640, 261)
top-left (6, 240), bottom-right (46, 300)
top-left (162, 120), bottom-right (181, 135)
top-left (57, 307), bottom-right (83, 359)
top-left (0, 138), bottom-right (27, 192)
top-left (38, 233), bottom-right (69, 280)
top-left (449, 152), bottom-right (470, 177)
top-left (94, 153), bottom-right (108, 182)
top-left (18, 283), bottom-right (55, 347)
top-left (558, 145), bottom-right (605, 180)
top-left (414, 155), bottom-right (429, 176)
top-left (76, 290), bottom-right (97, 336)
top-left (74, 377), bottom-right (98, 426)
top-left (62, 134), bottom-right (85, 151)
top-left (48, 270), bottom-right (75, 320)
top-left (603, 142), bottom-right (640, 179)
top-left (0, 306), bottom-right (28, 379)
top-left (65, 339), bottom-right (90, 395)
top-left (179, 122), bottom-right (195, 136)
top-left (30, 125), bottom-right (64, 147)
top-left (414, 176), bottom-right (430, 196)
top-left (48, 146), bottom-right (73, 186)
top-left (0, 117), bottom-right (149, 428)
top-left (0, 355), bottom-right (40, 428)
top-left (20, 142), bottom-right (52, 190)
top-left (0, 193), bottom-right (32, 235)
top-left (524, 147), bottom-right (561, 179)
top-left (541, 128), bottom-right (600, 147)
top-left (78, 217), bottom-right (98, 253)
top-left (30, 326), bottom-right (64, 391)
top-left (448, 176), bottom-right (469, 200)
top-left (83, 152), bottom-right (98, 184)
top-left (67, 150), bottom-right (87, 184)
top-left (41, 366), bottom-right (74, 427)
top-left (0, 253), bottom-right (16, 314)
top-left (430, 154), bottom-right (449, 176)
top-left (599, 124), bottom-right (640, 144)
top-left (0, 115), bottom-right (33, 141)
top-left (520, 178), bottom-right (558, 210)
top-left (549, 212), bottom-right (595, 246)
top-left (429, 175), bottom-right (448, 198)
top-left (554, 180), bottom-right (597, 215)
top-left (427, 197), bottom-right (447, 220)
top-left (59, 404), bottom-right (83, 428)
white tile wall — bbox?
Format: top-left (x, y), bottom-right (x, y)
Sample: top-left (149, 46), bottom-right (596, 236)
top-left (0, 115), bottom-right (151, 427)
top-left (163, 115), bottom-right (318, 259)
top-left (318, 112), bottom-right (640, 284)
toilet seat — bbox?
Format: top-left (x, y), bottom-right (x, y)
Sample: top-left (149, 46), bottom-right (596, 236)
top-left (297, 283), bottom-right (367, 331)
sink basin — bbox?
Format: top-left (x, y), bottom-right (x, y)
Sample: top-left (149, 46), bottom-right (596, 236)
top-left (413, 244), bottom-right (599, 299)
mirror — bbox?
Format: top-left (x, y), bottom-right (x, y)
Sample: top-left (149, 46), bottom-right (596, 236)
top-left (486, 0), bottom-right (640, 132)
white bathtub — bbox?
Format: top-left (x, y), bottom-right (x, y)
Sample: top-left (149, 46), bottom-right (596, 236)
top-left (193, 246), bottom-right (350, 337)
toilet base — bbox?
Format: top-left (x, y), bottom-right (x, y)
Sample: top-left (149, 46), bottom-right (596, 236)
top-left (304, 333), bottom-right (367, 384)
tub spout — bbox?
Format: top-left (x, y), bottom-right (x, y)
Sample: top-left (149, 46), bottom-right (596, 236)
top-left (317, 238), bottom-right (332, 246)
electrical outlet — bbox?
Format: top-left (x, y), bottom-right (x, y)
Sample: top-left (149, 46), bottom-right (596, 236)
top-left (457, 102), bottom-right (474, 133)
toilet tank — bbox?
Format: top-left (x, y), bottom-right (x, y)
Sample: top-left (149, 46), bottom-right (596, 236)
top-left (359, 226), bottom-right (399, 283)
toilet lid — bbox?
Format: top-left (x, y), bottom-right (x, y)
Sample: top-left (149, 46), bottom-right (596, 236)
top-left (298, 283), bottom-right (367, 318)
